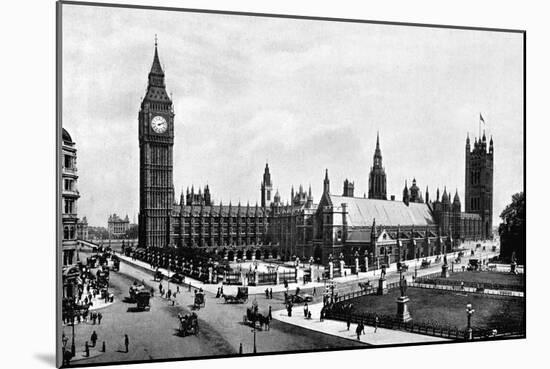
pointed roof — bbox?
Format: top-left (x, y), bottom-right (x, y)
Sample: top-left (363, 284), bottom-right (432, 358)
top-left (150, 37), bottom-right (164, 76)
top-left (453, 189), bottom-right (461, 204)
top-left (375, 131), bottom-right (381, 156)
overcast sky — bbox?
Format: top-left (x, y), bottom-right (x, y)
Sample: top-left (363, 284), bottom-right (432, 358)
top-left (62, 4), bottom-right (523, 227)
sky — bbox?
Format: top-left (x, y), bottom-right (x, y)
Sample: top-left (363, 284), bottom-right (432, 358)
top-left (62, 4), bottom-right (524, 227)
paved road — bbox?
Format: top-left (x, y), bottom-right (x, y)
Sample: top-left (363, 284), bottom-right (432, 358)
top-left (67, 250), bottom-right (363, 366)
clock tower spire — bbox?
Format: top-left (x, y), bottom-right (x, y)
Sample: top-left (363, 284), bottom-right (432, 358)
top-left (138, 38), bottom-right (175, 249)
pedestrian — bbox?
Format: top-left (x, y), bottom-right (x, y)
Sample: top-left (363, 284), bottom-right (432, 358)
top-left (313, 287), bottom-right (316, 296)
top-left (268, 305), bottom-right (272, 321)
top-left (461, 281), bottom-right (465, 290)
top-left (98, 312), bottom-right (102, 325)
top-left (374, 315), bottom-right (379, 333)
top-left (124, 334), bottom-right (129, 353)
top-left (265, 288), bottom-right (269, 299)
top-left (167, 289), bottom-right (172, 299)
top-left (85, 341), bottom-right (89, 357)
top-left (150, 287), bottom-right (154, 297)
top-left (347, 315), bottom-right (351, 330)
top-left (361, 320), bottom-right (366, 335)
top-left (304, 303), bottom-right (309, 318)
top-left (355, 323), bottom-right (362, 340)
top-left (91, 331), bottom-right (98, 347)
top-left (269, 288), bottom-right (273, 299)
top-left (176, 285), bottom-right (180, 294)
top-left (320, 307), bottom-right (325, 322)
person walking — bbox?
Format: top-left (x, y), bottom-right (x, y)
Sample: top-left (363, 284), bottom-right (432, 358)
top-left (355, 322), bottom-right (362, 340)
top-left (269, 288), bottom-right (273, 299)
top-left (360, 320), bottom-right (366, 335)
top-left (268, 305), bottom-right (272, 321)
top-left (313, 287), bottom-right (316, 296)
top-left (374, 315), bottom-right (379, 333)
top-left (97, 312), bottom-right (102, 325)
top-left (124, 334), bottom-right (129, 353)
top-left (265, 288), bottom-right (269, 299)
top-left (91, 331), bottom-right (98, 347)
top-left (346, 315), bottom-right (351, 330)
top-left (304, 303), bottom-right (309, 318)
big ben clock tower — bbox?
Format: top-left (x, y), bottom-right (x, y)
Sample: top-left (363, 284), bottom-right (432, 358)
top-left (138, 39), bottom-right (175, 249)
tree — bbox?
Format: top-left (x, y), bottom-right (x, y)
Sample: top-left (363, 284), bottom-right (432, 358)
top-left (498, 192), bottom-right (525, 264)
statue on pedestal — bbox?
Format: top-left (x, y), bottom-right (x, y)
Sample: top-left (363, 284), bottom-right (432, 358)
top-left (399, 276), bottom-right (408, 297)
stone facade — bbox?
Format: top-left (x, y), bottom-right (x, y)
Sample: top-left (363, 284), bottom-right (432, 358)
top-left (76, 216), bottom-right (88, 240)
top-left (136, 44), bottom-right (492, 265)
top-left (62, 128), bottom-right (79, 266)
top-left (108, 213), bottom-right (130, 236)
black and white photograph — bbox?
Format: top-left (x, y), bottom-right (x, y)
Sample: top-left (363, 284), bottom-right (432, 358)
top-left (56, 1), bottom-right (525, 367)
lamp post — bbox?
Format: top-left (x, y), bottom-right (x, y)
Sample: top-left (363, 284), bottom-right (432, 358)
top-left (70, 300), bottom-right (76, 356)
top-left (466, 303), bottom-right (475, 340)
top-left (251, 325), bottom-right (257, 353)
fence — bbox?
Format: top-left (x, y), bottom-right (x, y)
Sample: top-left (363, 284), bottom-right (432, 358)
top-left (410, 282), bottom-right (524, 299)
top-left (414, 275), bottom-right (525, 292)
top-left (324, 309), bottom-right (525, 340)
top-left (257, 272), bottom-right (277, 285)
top-left (279, 270), bottom-right (297, 283)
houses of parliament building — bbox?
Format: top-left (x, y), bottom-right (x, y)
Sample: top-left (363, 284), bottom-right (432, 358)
top-left (138, 42), bottom-right (492, 265)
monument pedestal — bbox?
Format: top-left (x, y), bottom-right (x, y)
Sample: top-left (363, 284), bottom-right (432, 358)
top-left (378, 278), bottom-right (388, 295)
top-left (396, 296), bottom-right (412, 323)
top-left (441, 264), bottom-right (449, 278)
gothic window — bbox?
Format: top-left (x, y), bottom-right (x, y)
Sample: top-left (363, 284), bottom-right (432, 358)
top-left (337, 230), bottom-right (342, 241)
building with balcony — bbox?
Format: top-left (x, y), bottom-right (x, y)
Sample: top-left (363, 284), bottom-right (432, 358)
top-left (61, 128), bottom-right (80, 300)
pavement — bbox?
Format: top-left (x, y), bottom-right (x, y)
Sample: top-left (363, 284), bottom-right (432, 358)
top-left (71, 241), bottom-right (501, 354)
top-left (272, 302), bottom-right (448, 345)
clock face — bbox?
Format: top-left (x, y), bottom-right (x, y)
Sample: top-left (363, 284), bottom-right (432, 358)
top-left (151, 115), bottom-right (168, 133)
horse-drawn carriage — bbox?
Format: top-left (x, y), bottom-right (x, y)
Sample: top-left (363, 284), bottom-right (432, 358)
top-left (397, 262), bottom-right (409, 272)
top-left (243, 303), bottom-right (269, 329)
top-left (194, 291), bottom-right (205, 310)
top-left (111, 256), bottom-right (120, 271)
top-left (420, 259), bottom-right (432, 269)
top-left (135, 291), bottom-right (151, 311)
top-left (222, 287), bottom-right (248, 304)
top-left (153, 270), bottom-right (165, 281)
top-left (178, 313), bottom-right (199, 336)
top-left (129, 283), bottom-right (147, 301)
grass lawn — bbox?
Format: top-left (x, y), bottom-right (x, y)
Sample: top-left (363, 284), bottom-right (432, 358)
top-left (444, 271), bottom-right (524, 287)
top-left (347, 288), bottom-right (524, 330)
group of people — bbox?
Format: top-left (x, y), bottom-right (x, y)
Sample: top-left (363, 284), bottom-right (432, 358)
top-left (264, 288), bottom-right (274, 299)
top-left (215, 286), bottom-right (225, 298)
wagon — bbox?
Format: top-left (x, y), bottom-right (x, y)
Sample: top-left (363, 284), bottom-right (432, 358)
top-left (178, 313), bottom-right (199, 336)
top-left (135, 291), bottom-right (151, 311)
top-left (194, 291), bottom-right (205, 309)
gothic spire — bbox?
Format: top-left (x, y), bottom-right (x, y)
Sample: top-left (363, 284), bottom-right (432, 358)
top-left (150, 36), bottom-right (164, 76)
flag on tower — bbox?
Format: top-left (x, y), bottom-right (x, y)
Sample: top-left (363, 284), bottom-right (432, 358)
top-left (480, 113), bottom-right (485, 124)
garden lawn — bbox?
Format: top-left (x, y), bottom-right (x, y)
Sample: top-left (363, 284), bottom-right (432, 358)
top-left (347, 288), bottom-right (524, 330)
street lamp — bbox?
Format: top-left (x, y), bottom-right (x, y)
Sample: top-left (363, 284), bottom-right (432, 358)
top-left (251, 325), bottom-right (257, 353)
top-left (466, 303), bottom-right (475, 340)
